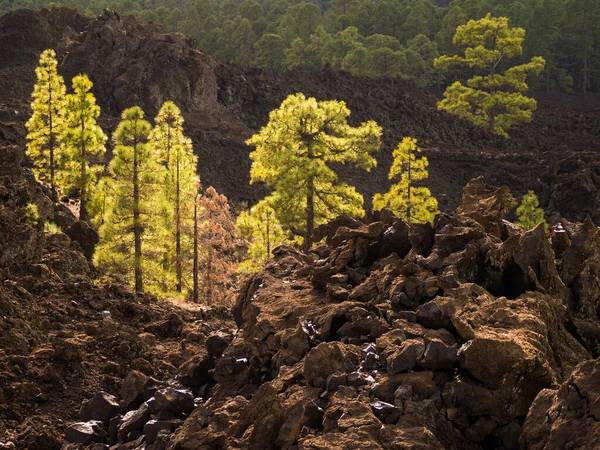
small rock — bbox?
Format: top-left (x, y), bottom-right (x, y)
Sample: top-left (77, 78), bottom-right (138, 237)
top-left (386, 339), bottom-right (425, 374)
top-left (326, 373), bottom-right (348, 391)
top-left (205, 331), bottom-right (233, 358)
top-left (65, 421), bottom-right (108, 444)
top-left (347, 371), bottom-right (366, 387)
top-left (154, 387), bottom-right (195, 418)
top-left (118, 402), bottom-right (152, 438)
top-left (394, 384), bottom-right (413, 404)
top-left (143, 419), bottom-right (183, 444)
top-left (370, 401), bottom-right (401, 424)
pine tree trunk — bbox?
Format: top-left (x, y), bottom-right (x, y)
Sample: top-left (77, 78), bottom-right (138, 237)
top-left (304, 176), bottom-right (314, 253)
top-left (193, 193), bottom-right (199, 303)
top-left (175, 146), bottom-right (182, 293)
top-left (132, 132), bottom-right (143, 294)
top-left (48, 85), bottom-right (57, 202)
top-left (79, 114), bottom-right (88, 221)
top-left (205, 248), bottom-right (212, 305)
top-left (407, 150), bottom-right (412, 223)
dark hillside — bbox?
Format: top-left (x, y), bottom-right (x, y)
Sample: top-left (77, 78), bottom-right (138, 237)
top-left (0, 7), bottom-right (598, 222)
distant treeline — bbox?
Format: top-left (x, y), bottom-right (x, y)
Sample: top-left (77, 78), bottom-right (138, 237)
top-left (2, 0), bottom-right (599, 93)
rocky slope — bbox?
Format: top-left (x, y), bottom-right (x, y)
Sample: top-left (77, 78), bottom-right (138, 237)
top-left (49, 177), bottom-right (600, 449)
top-left (0, 7), bottom-right (599, 220)
top-left (0, 141), bottom-right (233, 448)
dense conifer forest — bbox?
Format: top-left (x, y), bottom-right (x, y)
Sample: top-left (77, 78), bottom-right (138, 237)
top-left (1, 0), bottom-right (599, 92)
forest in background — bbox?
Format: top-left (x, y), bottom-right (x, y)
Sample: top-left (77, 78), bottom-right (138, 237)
top-left (0, 0), bottom-right (599, 93)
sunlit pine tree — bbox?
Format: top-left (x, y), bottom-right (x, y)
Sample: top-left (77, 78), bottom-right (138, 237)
top-left (58, 74), bottom-right (107, 221)
top-left (26, 49), bottom-right (67, 201)
top-left (373, 137), bottom-right (439, 224)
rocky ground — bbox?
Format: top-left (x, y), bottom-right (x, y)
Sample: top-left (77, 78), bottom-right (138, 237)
top-left (22, 176), bottom-right (596, 449)
top-left (0, 7), bottom-right (599, 221)
top-left (0, 142), bottom-right (232, 448)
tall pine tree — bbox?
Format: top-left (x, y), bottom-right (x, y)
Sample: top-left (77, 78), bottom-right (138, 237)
top-left (95, 107), bottom-right (159, 294)
top-left (150, 101), bottom-right (198, 294)
top-left (246, 93), bottom-right (381, 252)
top-left (59, 74), bottom-right (107, 221)
top-left (373, 137), bottom-right (439, 224)
top-left (26, 49), bottom-right (67, 201)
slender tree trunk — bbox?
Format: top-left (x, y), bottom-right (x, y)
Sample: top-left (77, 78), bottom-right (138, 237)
top-left (175, 146), bottom-right (182, 292)
top-left (407, 149), bottom-right (412, 223)
top-left (133, 130), bottom-right (143, 294)
top-left (205, 248), bottom-right (212, 305)
top-left (304, 176), bottom-right (314, 253)
top-left (48, 85), bottom-right (57, 202)
top-left (193, 192), bottom-right (199, 303)
top-left (79, 113), bottom-right (88, 221)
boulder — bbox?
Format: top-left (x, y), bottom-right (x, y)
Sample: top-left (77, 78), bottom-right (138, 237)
top-left (521, 359), bottom-right (600, 450)
top-left (118, 401), bottom-right (152, 439)
top-left (80, 391), bottom-right (120, 426)
top-left (154, 387), bottom-right (195, 418)
top-left (303, 342), bottom-right (360, 388)
top-left (386, 339), bottom-right (425, 374)
top-left (205, 330), bottom-right (233, 358)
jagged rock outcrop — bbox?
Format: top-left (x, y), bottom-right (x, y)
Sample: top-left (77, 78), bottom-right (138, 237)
top-left (167, 177), bottom-right (598, 450)
top-left (521, 359), bottom-right (600, 450)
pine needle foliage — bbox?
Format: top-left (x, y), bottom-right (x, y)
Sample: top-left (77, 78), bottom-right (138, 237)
top-left (26, 49), bottom-right (67, 201)
top-left (94, 106), bottom-right (161, 294)
top-left (373, 137), bottom-right (439, 224)
top-left (150, 101), bottom-right (198, 294)
top-left (58, 74), bottom-right (107, 220)
top-left (434, 14), bottom-right (545, 138)
top-left (237, 201), bottom-right (288, 273)
top-left (516, 190), bottom-right (548, 231)
top-left (246, 93), bottom-right (382, 252)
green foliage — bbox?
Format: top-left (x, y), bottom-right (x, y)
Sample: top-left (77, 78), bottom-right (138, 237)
top-left (149, 101), bottom-right (199, 294)
top-left (58, 74), bottom-right (107, 220)
top-left (516, 190), bottom-right (548, 231)
top-left (44, 221), bottom-right (61, 234)
top-left (373, 137), bottom-right (439, 224)
top-left (5, 0), bottom-right (600, 92)
top-left (22, 203), bottom-right (40, 227)
top-left (246, 93), bottom-right (381, 251)
top-left (94, 106), bottom-right (160, 294)
top-left (26, 49), bottom-right (67, 201)
top-left (237, 201), bottom-right (288, 272)
top-left (435, 14), bottom-right (545, 138)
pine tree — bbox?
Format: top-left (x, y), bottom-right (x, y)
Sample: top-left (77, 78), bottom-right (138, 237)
top-left (237, 200), bottom-right (288, 272)
top-left (246, 93), bottom-right (382, 252)
top-left (94, 107), bottom-right (159, 294)
top-left (516, 190), bottom-right (548, 231)
top-left (373, 137), bottom-right (439, 224)
top-left (58, 74), bottom-right (107, 221)
top-left (150, 101), bottom-right (199, 294)
top-left (198, 186), bottom-right (239, 305)
top-left (26, 49), bottom-right (67, 201)
top-left (434, 14), bottom-right (546, 138)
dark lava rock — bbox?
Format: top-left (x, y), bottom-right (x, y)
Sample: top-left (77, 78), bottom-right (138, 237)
top-left (118, 402), bottom-right (152, 439)
top-left (80, 391), bottom-right (120, 426)
top-left (205, 330), bottom-right (233, 358)
top-left (65, 421), bottom-right (108, 444)
top-left (154, 387), bottom-right (195, 418)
